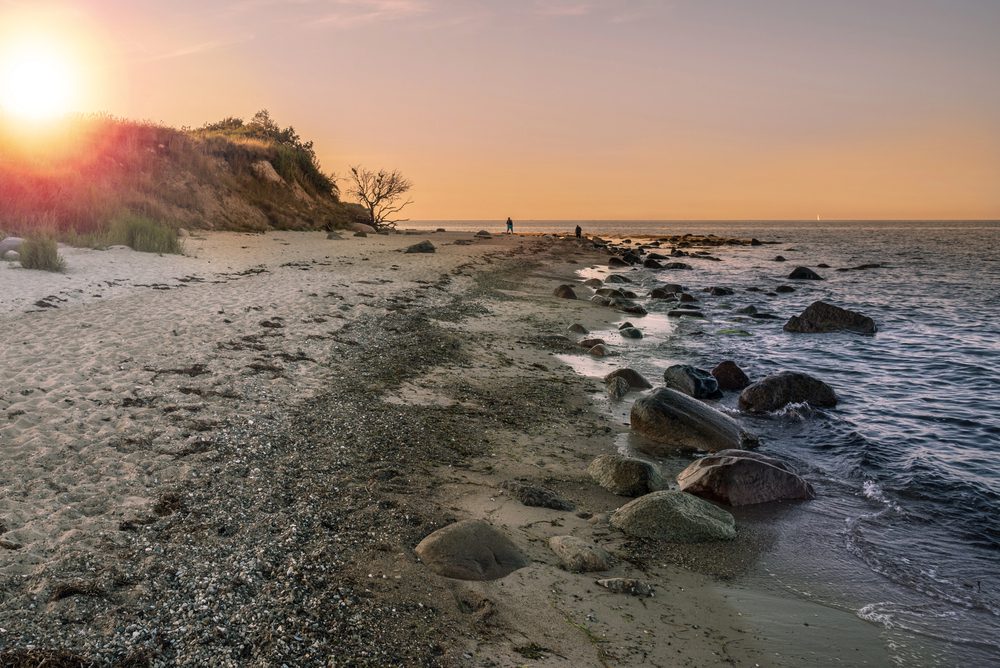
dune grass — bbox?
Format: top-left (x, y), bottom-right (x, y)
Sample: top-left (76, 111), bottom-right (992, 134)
top-left (19, 237), bottom-right (66, 272)
top-left (104, 215), bottom-right (183, 254)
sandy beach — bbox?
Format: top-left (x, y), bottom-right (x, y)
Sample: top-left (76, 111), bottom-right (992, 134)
top-left (0, 230), bottom-right (891, 666)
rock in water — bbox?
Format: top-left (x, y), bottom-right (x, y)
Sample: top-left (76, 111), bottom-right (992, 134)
top-left (588, 453), bottom-right (663, 496)
top-left (610, 491), bottom-right (736, 542)
top-left (788, 266), bottom-right (824, 280)
top-left (415, 520), bottom-right (529, 580)
top-left (677, 450), bottom-right (815, 506)
top-left (783, 301), bottom-right (877, 335)
top-left (630, 388), bottom-right (758, 453)
top-left (608, 257), bottom-right (630, 268)
top-left (405, 240), bottom-right (436, 253)
top-left (553, 284), bottom-right (577, 299)
top-left (711, 361), bottom-right (751, 391)
top-left (619, 326), bottom-right (643, 339)
top-left (606, 376), bottom-right (630, 400)
top-left (604, 368), bottom-right (653, 390)
top-left (500, 480), bottom-right (575, 511)
top-left (662, 364), bottom-right (722, 399)
top-left (738, 371), bottom-right (837, 413)
top-left (643, 258), bottom-right (663, 269)
top-left (605, 274), bottom-right (632, 284)
top-left (549, 536), bottom-right (611, 572)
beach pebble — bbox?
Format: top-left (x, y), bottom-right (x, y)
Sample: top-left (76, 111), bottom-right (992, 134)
top-left (677, 449), bottom-right (815, 506)
top-left (711, 361), bottom-right (751, 391)
top-left (738, 371), bottom-right (837, 413)
top-left (500, 480), bottom-right (575, 511)
top-left (596, 578), bottom-right (655, 597)
top-left (788, 266), bottom-right (824, 280)
top-left (588, 453), bottom-right (663, 497)
top-left (549, 536), bottom-right (611, 572)
top-left (553, 284), bottom-right (577, 299)
top-left (662, 364), bottom-right (722, 400)
top-left (630, 388), bottom-right (758, 453)
top-left (415, 520), bottom-right (529, 581)
top-left (783, 300), bottom-right (877, 335)
top-left (603, 368), bottom-right (653, 390)
top-left (610, 491), bottom-right (736, 542)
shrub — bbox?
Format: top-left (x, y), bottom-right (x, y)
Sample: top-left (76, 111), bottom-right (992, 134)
top-left (106, 215), bottom-right (183, 254)
top-left (19, 237), bottom-right (66, 272)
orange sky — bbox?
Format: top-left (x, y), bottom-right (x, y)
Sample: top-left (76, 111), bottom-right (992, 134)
top-left (2, 0), bottom-right (999, 220)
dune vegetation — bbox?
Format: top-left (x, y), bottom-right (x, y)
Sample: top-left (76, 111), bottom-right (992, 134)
top-left (0, 110), bottom-right (368, 249)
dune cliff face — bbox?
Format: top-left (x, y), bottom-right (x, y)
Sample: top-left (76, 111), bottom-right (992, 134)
top-left (0, 116), bottom-right (368, 234)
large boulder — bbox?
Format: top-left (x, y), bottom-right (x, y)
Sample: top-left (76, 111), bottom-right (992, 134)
top-left (738, 371), bottom-right (837, 413)
top-left (608, 257), bottom-right (630, 268)
top-left (0, 237), bottom-right (25, 255)
top-left (788, 266), bottom-right (824, 280)
top-left (549, 536), bottom-right (610, 572)
top-left (348, 222), bottom-right (377, 234)
top-left (784, 301), bottom-right (877, 335)
top-left (553, 284), bottom-right (577, 299)
top-left (604, 274), bottom-right (632, 284)
top-left (711, 361), bottom-right (751, 391)
top-left (662, 364), bottom-right (722, 400)
top-left (588, 454), bottom-right (663, 497)
top-left (610, 491), bottom-right (736, 542)
top-left (677, 450), bottom-right (815, 506)
top-left (606, 376), bottom-right (630, 400)
top-left (415, 520), bottom-right (529, 580)
top-left (603, 368), bottom-right (652, 390)
top-left (630, 388), bottom-right (758, 453)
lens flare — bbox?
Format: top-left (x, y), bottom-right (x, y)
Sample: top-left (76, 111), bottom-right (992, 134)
top-left (1, 40), bottom-right (79, 121)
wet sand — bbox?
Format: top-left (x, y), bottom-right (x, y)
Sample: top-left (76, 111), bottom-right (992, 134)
top-left (0, 230), bottom-right (889, 665)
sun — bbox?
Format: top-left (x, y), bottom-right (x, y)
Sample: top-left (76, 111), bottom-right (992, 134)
top-left (0, 40), bottom-right (79, 121)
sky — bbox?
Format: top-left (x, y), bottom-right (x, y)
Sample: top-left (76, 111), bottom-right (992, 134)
top-left (1, 0), bottom-right (999, 219)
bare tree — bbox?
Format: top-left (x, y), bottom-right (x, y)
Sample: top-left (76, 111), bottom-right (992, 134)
top-left (348, 166), bottom-right (413, 230)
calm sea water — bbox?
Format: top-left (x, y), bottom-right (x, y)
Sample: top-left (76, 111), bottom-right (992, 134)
top-left (414, 220), bottom-right (1000, 664)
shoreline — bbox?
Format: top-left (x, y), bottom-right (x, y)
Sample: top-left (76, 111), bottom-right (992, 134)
top-left (1, 230), bottom-right (890, 665)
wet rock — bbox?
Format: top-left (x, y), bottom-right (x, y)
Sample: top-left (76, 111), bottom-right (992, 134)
top-left (405, 240), bottom-right (436, 253)
top-left (588, 344), bottom-right (610, 357)
top-left (613, 300), bottom-right (647, 316)
top-left (568, 323), bottom-right (589, 334)
top-left (606, 376), bottom-right (630, 400)
top-left (415, 520), bottom-right (529, 580)
top-left (630, 387), bottom-right (758, 452)
top-left (707, 287), bottom-right (734, 296)
top-left (643, 258), bottom-right (663, 269)
top-left (596, 578), bottom-right (655, 597)
top-left (649, 287), bottom-right (678, 299)
top-left (619, 326), bottom-right (643, 339)
top-left (677, 450), bottom-right (815, 506)
top-left (662, 364), bottom-right (722, 399)
top-left (788, 266), bottom-right (823, 280)
top-left (773, 255), bottom-right (786, 262)
top-left (610, 491), bottom-right (736, 542)
top-left (475, 230), bottom-right (492, 238)
top-left (817, 263), bottom-right (830, 268)
top-left (591, 295), bottom-right (612, 307)
top-left (775, 285), bottom-right (795, 293)
top-left (608, 257), bottom-right (630, 268)
top-left (595, 288), bottom-right (626, 298)
top-left (736, 305), bottom-right (758, 315)
top-left (738, 371), bottom-right (837, 413)
top-left (604, 274), bottom-right (632, 284)
top-left (678, 292), bottom-right (698, 303)
top-left (604, 368), bottom-right (653, 390)
top-left (667, 309), bottom-right (706, 319)
top-left (783, 300), bottom-right (877, 335)
top-left (584, 278), bottom-right (603, 288)
top-left (553, 284), bottom-right (577, 299)
top-left (588, 453), bottom-right (663, 496)
top-left (500, 480), bottom-right (575, 511)
top-left (578, 338), bottom-right (606, 349)
top-left (663, 262), bottom-right (693, 270)
top-left (711, 361), bottom-right (751, 391)
top-left (836, 263), bottom-right (883, 272)
top-left (549, 536), bottom-right (611, 572)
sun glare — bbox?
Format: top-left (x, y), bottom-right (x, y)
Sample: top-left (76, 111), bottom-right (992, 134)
top-left (1, 40), bottom-right (79, 121)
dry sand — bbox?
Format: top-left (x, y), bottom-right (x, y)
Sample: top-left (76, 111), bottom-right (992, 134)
top-left (0, 230), bottom-right (889, 666)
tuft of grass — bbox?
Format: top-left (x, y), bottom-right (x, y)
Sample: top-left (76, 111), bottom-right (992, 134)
top-left (19, 237), bottom-right (66, 272)
top-left (105, 215), bottom-right (183, 254)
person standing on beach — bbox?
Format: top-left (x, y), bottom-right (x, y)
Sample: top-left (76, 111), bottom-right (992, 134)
top-left (506, 217), bottom-right (514, 234)
top-left (575, 225), bottom-right (582, 238)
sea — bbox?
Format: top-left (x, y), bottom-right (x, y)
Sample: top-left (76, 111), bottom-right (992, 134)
top-left (408, 219), bottom-right (1000, 665)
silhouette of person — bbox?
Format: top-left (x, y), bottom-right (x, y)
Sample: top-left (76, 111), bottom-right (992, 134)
top-left (506, 217), bottom-right (513, 234)
top-left (575, 225), bottom-right (582, 238)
